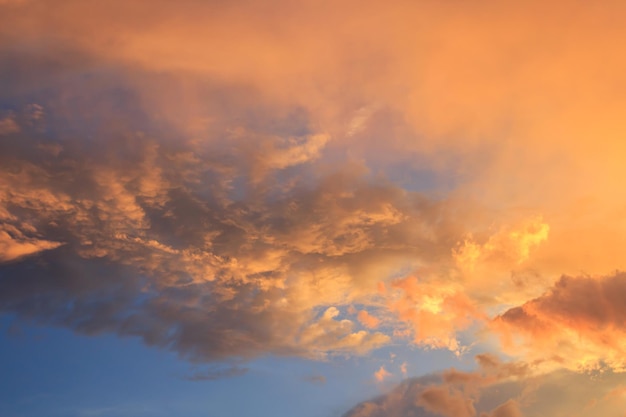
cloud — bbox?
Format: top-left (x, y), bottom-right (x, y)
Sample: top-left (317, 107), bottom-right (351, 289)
top-left (358, 310), bottom-right (381, 329)
top-left (417, 386), bottom-right (476, 417)
top-left (0, 113), bottom-right (19, 134)
top-left (343, 360), bottom-right (626, 417)
top-left (303, 375), bottom-right (326, 385)
top-left (183, 366), bottom-right (249, 382)
top-left (388, 276), bottom-right (485, 353)
top-left (262, 133), bottom-right (330, 169)
top-left (374, 366), bottom-right (391, 383)
top-left (480, 400), bottom-right (523, 417)
top-left (298, 307), bottom-right (390, 357)
top-left (0, 77), bottom-right (471, 361)
top-left (453, 218), bottom-right (549, 272)
top-left (494, 271), bottom-right (626, 371)
top-left (3, 3), bottom-right (626, 401)
top-left (0, 229), bottom-right (63, 263)
top-left (0, 73), bottom-right (552, 363)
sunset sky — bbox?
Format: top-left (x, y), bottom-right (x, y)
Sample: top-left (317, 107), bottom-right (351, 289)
top-left (2, 1), bottom-right (626, 416)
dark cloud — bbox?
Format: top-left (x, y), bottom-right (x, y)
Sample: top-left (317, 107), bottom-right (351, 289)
top-left (494, 272), bottom-right (626, 370)
top-left (3, 5), bottom-right (626, 417)
top-left (0, 42), bottom-right (468, 363)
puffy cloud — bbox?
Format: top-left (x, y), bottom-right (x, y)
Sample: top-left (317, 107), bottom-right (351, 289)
top-left (374, 366), bottom-right (391, 383)
top-left (0, 91), bottom-right (469, 361)
top-left (494, 272), bottom-right (626, 371)
top-left (453, 218), bottom-right (549, 273)
top-left (387, 276), bottom-right (485, 353)
top-left (358, 310), bottom-right (381, 329)
top-left (3, 3), bottom-right (626, 400)
top-left (417, 386), bottom-right (476, 417)
top-left (0, 95), bottom-right (554, 361)
top-left (298, 307), bottom-right (390, 358)
top-left (344, 355), bottom-right (532, 417)
top-left (343, 360), bottom-right (626, 417)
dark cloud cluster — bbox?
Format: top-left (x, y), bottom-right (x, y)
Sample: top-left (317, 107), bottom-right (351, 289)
top-left (3, 2), bottom-right (626, 416)
top-left (0, 43), bottom-right (468, 363)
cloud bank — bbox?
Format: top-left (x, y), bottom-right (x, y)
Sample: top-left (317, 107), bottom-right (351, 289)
top-left (2, 0), bottom-right (626, 413)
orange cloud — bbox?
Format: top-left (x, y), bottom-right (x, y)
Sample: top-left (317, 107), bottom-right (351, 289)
top-left (358, 310), bottom-right (380, 329)
top-left (389, 276), bottom-right (485, 353)
top-left (3, 0), bottom-right (626, 387)
top-left (494, 272), bottom-right (626, 371)
top-left (417, 386), bottom-right (476, 417)
top-left (0, 229), bottom-right (63, 263)
top-left (480, 400), bottom-right (523, 417)
top-left (374, 366), bottom-right (391, 383)
top-left (345, 357), bottom-right (626, 417)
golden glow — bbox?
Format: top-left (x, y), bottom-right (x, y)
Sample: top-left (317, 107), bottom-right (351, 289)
top-left (2, 0), bottom-right (626, 415)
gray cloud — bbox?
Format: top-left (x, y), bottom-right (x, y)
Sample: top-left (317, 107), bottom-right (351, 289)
top-left (303, 375), bottom-right (327, 385)
top-left (183, 366), bottom-right (249, 382)
top-left (0, 43), bottom-right (468, 363)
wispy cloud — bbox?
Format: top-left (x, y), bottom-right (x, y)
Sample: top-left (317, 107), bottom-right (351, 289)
top-left (184, 366), bottom-right (249, 382)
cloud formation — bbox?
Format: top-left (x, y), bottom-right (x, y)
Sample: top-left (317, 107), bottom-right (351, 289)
top-left (0, 86), bottom-right (468, 361)
top-left (343, 356), bottom-right (626, 417)
top-left (3, 2), bottom-right (626, 415)
top-left (495, 272), bottom-right (626, 371)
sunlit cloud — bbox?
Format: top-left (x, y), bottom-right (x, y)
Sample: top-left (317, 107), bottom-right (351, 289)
top-left (344, 355), bottom-right (626, 417)
top-left (374, 366), bottom-right (391, 383)
top-left (494, 272), bottom-right (626, 372)
top-left (2, 0), bottom-right (626, 415)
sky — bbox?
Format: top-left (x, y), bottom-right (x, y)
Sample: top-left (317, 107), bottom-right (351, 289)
top-left (2, 0), bottom-right (626, 416)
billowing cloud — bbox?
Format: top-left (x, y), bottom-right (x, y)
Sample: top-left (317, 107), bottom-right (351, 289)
top-left (494, 272), bottom-right (626, 371)
top-left (0, 89), bottom-right (469, 361)
top-left (387, 275), bottom-right (488, 353)
top-left (0, 130), bottom-right (405, 360)
top-left (417, 385), bottom-right (476, 417)
top-left (0, 38), bottom-right (602, 365)
top-left (3, 3), bottom-right (626, 416)
top-left (343, 357), bottom-right (626, 417)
